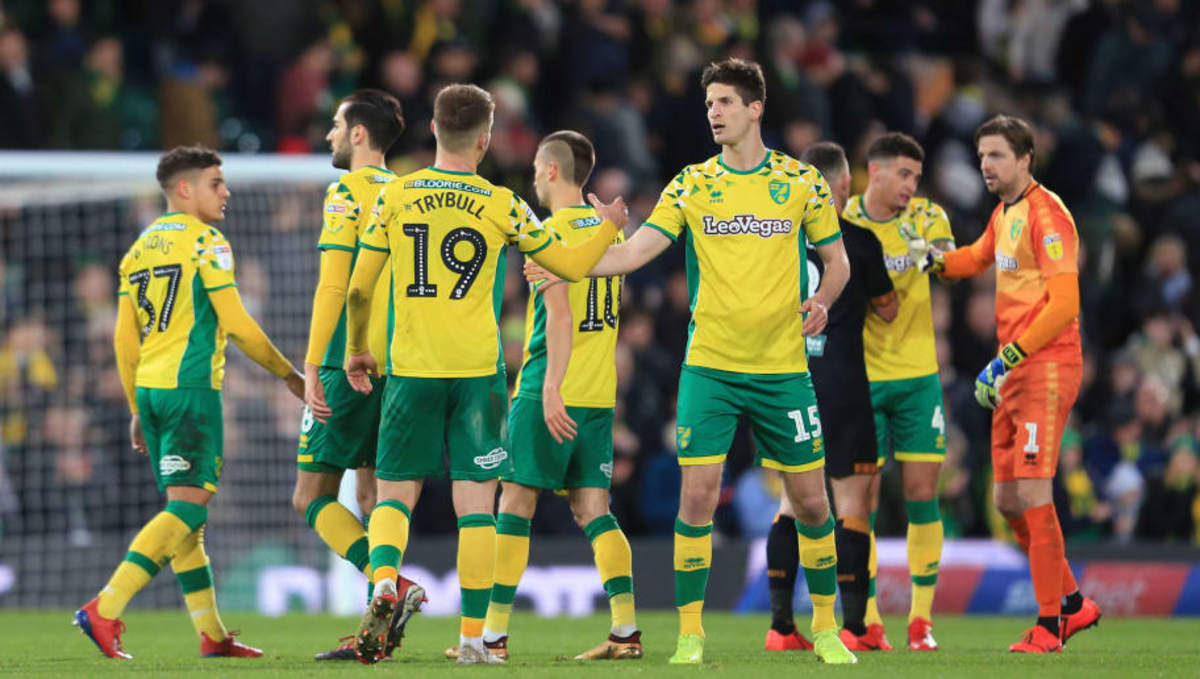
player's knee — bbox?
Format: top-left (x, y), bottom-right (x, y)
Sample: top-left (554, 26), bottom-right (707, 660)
top-left (291, 486), bottom-right (313, 516)
top-left (356, 488), bottom-right (376, 516)
top-left (679, 482), bottom-right (717, 516)
top-left (792, 493), bottom-right (830, 525)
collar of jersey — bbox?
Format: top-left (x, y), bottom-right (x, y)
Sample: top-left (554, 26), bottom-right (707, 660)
top-left (1002, 181), bottom-right (1039, 211)
top-left (717, 149), bottom-right (772, 175)
top-left (365, 164), bottom-right (395, 175)
top-left (426, 166), bottom-right (475, 176)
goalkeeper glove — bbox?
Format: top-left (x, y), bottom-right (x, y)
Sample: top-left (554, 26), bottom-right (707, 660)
top-left (898, 223), bottom-right (944, 273)
top-left (974, 342), bottom-right (1026, 409)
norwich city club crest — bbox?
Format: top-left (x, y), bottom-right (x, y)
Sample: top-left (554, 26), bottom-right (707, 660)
top-left (768, 180), bottom-right (790, 205)
top-left (676, 426), bottom-right (692, 450)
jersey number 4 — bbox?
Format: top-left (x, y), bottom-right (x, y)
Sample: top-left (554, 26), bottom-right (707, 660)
top-left (128, 264), bottom-right (182, 337)
top-left (403, 223), bottom-right (486, 299)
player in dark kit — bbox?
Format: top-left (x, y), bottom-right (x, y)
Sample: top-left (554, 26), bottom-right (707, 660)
top-left (765, 142), bottom-right (898, 652)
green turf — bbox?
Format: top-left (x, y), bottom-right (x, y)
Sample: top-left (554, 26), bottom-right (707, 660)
top-left (6, 610), bottom-right (1198, 677)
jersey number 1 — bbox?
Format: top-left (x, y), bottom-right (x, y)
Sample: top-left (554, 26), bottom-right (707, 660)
top-left (403, 223), bottom-right (487, 299)
top-left (128, 264), bottom-right (182, 337)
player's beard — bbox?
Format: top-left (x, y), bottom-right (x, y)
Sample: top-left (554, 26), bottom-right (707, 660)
top-left (331, 142), bottom-right (351, 170)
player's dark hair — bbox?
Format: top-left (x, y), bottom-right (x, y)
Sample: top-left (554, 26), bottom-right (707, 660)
top-left (539, 130), bottom-right (596, 187)
top-left (974, 114), bottom-right (1036, 163)
top-left (866, 132), bottom-right (925, 164)
top-left (433, 84), bottom-right (495, 151)
top-left (342, 89), bottom-right (405, 152)
top-left (801, 142), bottom-right (849, 183)
top-left (700, 58), bottom-right (766, 106)
top-left (156, 146), bottom-right (222, 191)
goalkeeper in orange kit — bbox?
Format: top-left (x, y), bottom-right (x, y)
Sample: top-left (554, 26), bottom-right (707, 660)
top-left (905, 115), bottom-right (1101, 653)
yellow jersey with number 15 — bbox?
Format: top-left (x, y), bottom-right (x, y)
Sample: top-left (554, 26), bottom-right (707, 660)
top-left (116, 212), bottom-right (238, 390)
top-left (642, 150), bottom-right (841, 374)
top-left (843, 195), bottom-right (954, 382)
top-left (314, 164), bottom-right (395, 368)
top-left (512, 205), bottom-right (626, 408)
top-left (360, 167), bottom-right (556, 378)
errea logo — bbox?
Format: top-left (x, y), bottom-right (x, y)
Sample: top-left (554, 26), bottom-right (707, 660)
top-left (474, 448), bottom-right (509, 470)
top-left (702, 214), bottom-right (793, 239)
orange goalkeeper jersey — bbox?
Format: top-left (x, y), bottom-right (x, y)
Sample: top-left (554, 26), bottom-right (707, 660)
top-left (962, 182), bottom-right (1082, 364)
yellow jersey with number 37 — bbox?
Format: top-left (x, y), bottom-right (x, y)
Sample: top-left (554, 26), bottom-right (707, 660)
top-left (843, 195), bottom-right (954, 381)
top-left (116, 212), bottom-right (238, 390)
top-left (642, 150), bottom-right (841, 374)
top-left (360, 167), bottom-right (556, 378)
top-left (512, 206), bottom-right (626, 408)
top-left (314, 164), bottom-right (395, 368)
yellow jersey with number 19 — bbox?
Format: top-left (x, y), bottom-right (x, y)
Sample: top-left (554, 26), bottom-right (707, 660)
top-left (642, 150), bottom-right (841, 374)
top-left (360, 167), bottom-right (556, 378)
top-left (843, 195), bottom-right (954, 381)
top-left (512, 205), bottom-right (626, 408)
top-left (314, 164), bottom-right (395, 368)
top-left (116, 212), bottom-right (238, 390)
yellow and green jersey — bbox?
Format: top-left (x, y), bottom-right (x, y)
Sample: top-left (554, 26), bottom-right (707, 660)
top-left (843, 195), bottom-right (954, 381)
top-left (360, 166), bottom-right (556, 378)
top-left (643, 150), bottom-right (840, 374)
top-left (116, 212), bottom-right (238, 390)
top-left (314, 164), bottom-right (395, 368)
top-left (513, 206), bottom-right (626, 408)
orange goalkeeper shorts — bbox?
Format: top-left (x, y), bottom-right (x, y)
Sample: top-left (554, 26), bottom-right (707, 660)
top-left (991, 360), bottom-right (1081, 483)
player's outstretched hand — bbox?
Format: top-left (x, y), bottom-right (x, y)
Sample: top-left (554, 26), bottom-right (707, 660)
top-left (524, 259), bottom-right (550, 283)
top-left (285, 370), bottom-right (306, 402)
top-left (799, 298), bottom-right (829, 336)
top-left (587, 192), bottom-right (629, 231)
top-left (542, 385), bottom-right (578, 444)
top-left (900, 223), bottom-right (944, 274)
top-left (130, 414), bottom-right (147, 455)
top-left (345, 352), bottom-right (378, 395)
top-left (304, 363), bottom-right (333, 423)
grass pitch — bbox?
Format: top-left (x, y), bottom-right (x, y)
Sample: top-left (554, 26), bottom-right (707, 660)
top-left (5, 610), bottom-right (1198, 677)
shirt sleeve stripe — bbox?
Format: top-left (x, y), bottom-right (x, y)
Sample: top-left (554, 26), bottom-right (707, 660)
top-left (812, 231), bottom-right (842, 247)
top-left (319, 244), bottom-right (355, 253)
top-left (356, 240), bottom-right (389, 253)
top-left (523, 238), bottom-right (552, 256)
top-left (117, 291), bottom-right (128, 296)
top-left (643, 222), bottom-right (678, 242)
top-left (205, 282), bottom-right (237, 292)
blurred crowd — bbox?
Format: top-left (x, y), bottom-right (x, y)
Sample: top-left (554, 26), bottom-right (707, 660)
top-left (2, 0), bottom-right (1200, 547)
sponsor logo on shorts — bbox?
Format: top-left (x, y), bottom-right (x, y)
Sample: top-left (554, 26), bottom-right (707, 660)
top-left (160, 455), bottom-right (192, 475)
top-left (997, 253), bottom-right (1018, 271)
top-left (701, 214), bottom-right (793, 239)
top-left (474, 448), bottom-right (509, 470)
top-left (600, 462), bottom-right (613, 479)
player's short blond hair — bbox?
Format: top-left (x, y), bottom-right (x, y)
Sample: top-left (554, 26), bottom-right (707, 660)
top-left (537, 131), bottom-right (595, 188)
top-left (433, 84), bottom-right (495, 153)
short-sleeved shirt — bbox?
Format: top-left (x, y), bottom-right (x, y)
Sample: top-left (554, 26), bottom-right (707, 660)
top-left (971, 181), bottom-right (1082, 364)
top-left (642, 150), bottom-right (841, 374)
top-left (117, 212), bottom-right (237, 390)
top-left (360, 166), bottom-right (555, 377)
top-left (804, 219), bottom-right (894, 390)
top-left (315, 165), bottom-right (396, 368)
top-left (844, 195), bottom-right (954, 382)
top-left (512, 206), bottom-right (626, 408)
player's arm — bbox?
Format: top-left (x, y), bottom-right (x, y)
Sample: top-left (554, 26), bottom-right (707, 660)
top-left (525, 193), bottom-right (629, 281)
top-left (113, 293), bottom-right (140, 414)
top-left (915, 213), bottom-right (995, 278)
top-left (302, 248), bottom-right (352, 421)
top-left (871, 291), bottom-right (898, 322)
top-left (588, 225), bottom-right (673, 276)
top-left (209, 287), bottom-right (303, 396)
top-left (802, 236), bottom-right (850, 336)
top-left (344, 246), bottom-right (387, 392)
top-left (861, 229), bottom-right (898, 322)
top-left (539, 279), bottom-right (578, 444)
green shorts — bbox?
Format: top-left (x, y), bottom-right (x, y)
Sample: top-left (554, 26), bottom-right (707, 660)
top-left (136, 387), bottom-right (223, 493)
top-left (675, 366), bottom-right (825, 473)
top-left (869, 372), bottom-right (947, 466)
top-left (504, 396), bottom-right (615, 490)
top-left (376, 373), bottom-right (512, 481)
top-left (297, 367), bottom-right (383, 473)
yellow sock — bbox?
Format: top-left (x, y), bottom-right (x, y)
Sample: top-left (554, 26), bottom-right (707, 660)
top-left (585, 514), bottom-right (636, 633)
top-left (483, 513), bottom-right (529, 639)
top-left (864, 527), bottom-right (883, 626)
top-left (905, 499), bottom-right (943, 623)
top-left (171, 526), bottom-right (227, 642)
top-left (97, 501), bottom-right (204, 619)
top-left (797, 515), bottom-right (838, 635)
top-left (368, 500), bottom-right (411, 585)
top-left (458, 514), bottom-right (496, 638)
top-left (306, 495), bottom-right (370, 576)
top-left (674, 519), bottom-right (711, 637)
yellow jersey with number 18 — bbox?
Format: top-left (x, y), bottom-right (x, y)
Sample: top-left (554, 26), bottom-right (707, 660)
top-left (314, 164), bottom-right (395, 368)
top-left (843, 195), bottom-right (954, 381)
top-left (512, 205), bottom-right (626, 408)
top-left (360, 167), bottom-right (556, 378)
top-left (116, 212), bottom-right (238, 390)
top-left (642, 150), bottom-right (841, 374)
